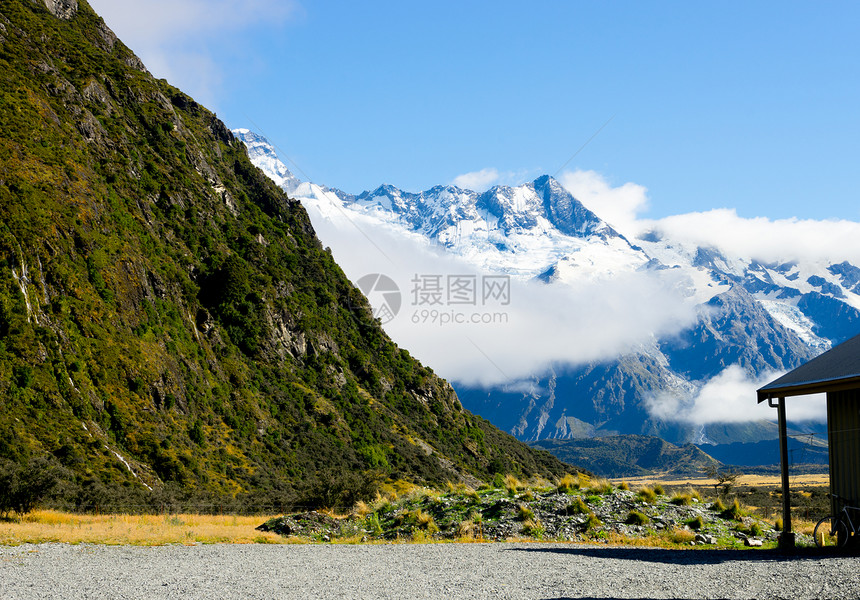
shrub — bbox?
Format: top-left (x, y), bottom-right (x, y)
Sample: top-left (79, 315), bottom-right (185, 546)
top-left (747, 522), bottom-right (763, 537)
top-left (774, 517), bottom-right (783, 532)
top-left (625, 510), bottom-right (650, 526)
top-left (653, 484), bottom-right (665, 496)
top-left (0, 458), bottom-right (64, 518)
top-left (686, 515), bottom-right (704, 530)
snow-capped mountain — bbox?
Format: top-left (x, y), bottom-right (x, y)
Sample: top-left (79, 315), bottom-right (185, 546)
top-left (235, 129), bottom-right (860, 448)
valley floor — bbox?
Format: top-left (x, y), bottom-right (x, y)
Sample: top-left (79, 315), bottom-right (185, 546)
top-left (0, 542), bottom-right (854, 599)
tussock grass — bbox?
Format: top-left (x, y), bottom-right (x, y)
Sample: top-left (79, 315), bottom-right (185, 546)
top-left (564, 497), bottom-right (590, 515)
top-left (516, 504), bottom-right (535, 521)
top-left (0, 510), bottom-right (284, 546)
top-left (668, 527), bottom-right (696, 545)
top-left (670, 493), bottom-right (693, 506)
top-left (521, 518), bottom-right (544, 538)
top-left (504, 474), bottom-right (522, 495)
top-left (625, 510), bottom-right (650, 526)
top-left (588, 478), bottom-right (614, 495)
top-left (720, 499), bottom-right (745, 521)
top-left (556, 473), bottom-right (581, 494)
top-left (637, 487), bottom-right (658, 504)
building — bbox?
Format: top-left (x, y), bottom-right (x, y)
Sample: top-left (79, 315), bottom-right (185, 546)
top-left (757, 333), bottom-right (860, 548)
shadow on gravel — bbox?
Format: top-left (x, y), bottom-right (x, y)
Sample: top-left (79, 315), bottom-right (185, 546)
top-left (506, 545), bottom-right (843, 565)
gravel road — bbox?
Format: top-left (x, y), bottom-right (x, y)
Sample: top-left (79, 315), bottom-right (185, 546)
top-left (0, 542), bottom-right (855, 599)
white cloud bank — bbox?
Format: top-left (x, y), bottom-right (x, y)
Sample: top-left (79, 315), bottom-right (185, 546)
top-left (302, 189), bottom-right (698, 387)
top-left (560, 168), bottom-right (860, 266)
top-left (559, 170), bottom-right (650, 238)
top-left (451, 168), bottom-right (500, 192)
top-left (644, 366), bottom-right (828, 425)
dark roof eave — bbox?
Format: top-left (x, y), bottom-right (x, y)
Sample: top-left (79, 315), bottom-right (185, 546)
top-left (756, 374), bottom-right (860, 402)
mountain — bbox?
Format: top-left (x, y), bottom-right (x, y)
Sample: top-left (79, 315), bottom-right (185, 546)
top-left (531, 435), bottom-right (719, 478)
top-left (235, 125), bottom-right (859, 456)
top-left (0, 0), bottom-right (574, 510)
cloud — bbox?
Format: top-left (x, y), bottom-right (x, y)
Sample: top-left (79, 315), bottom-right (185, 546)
top-left (87, 0), bottom-right (300, 106)
top-left (300, 189), bottom-right (698, 387)
top-left (641, 209), bottom-right (860, 265)
top-left (451, 168), bottom-right (500, 192)
top-left (644, 365), bottom-right (828, 425)
top-left (559, 170), bottom-right (650, 237)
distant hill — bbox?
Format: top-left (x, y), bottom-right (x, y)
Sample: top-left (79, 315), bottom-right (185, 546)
top-left (0, 0), bottom-right (573, 510)
top-left (532, 435), bottom-right (720, 478)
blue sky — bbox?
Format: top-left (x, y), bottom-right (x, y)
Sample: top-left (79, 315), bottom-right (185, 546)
top-left (89, 1), bottom-right (860, 221)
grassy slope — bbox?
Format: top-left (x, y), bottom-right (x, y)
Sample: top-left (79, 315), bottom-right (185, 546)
top-left (0, 0), bottom-right (571, 510)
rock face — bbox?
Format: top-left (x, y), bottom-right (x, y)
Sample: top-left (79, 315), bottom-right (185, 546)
top-left (35, 0), bottom-right (77, 19)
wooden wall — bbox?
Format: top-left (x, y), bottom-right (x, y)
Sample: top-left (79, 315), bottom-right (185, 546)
top-left (827, 389), bottom-right (860, 518)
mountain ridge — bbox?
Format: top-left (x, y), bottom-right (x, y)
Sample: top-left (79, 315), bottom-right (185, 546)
top-left (0, 0), bottom-right (574, 510)
top-left (235, 121), bottom-right (859, 454)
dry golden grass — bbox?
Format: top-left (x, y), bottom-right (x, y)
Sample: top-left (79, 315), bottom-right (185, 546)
top-left (613, 472), bottom-right (830, 488)
top-left (0, 510), bottom-right (285, 546)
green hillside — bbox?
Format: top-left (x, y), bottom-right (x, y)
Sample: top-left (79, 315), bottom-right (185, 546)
top-left (0, 0), bottom-right (571, 511)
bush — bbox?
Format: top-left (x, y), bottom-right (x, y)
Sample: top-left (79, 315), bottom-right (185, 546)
top-left (0, 458), bottom-right (64, 518)
top-left (686, 515), bottom-right (704, 530)
top-left (299, 468), bottom-right (381, 509)
top-left (653, 484), bottom-right (665, 496)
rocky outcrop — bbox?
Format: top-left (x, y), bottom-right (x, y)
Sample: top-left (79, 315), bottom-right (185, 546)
top-left (34, 0), bottom-right (77, 20)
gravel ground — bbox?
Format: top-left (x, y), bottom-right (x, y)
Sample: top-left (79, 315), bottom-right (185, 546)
top-left (0, 542), bottom-right (855, 599)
